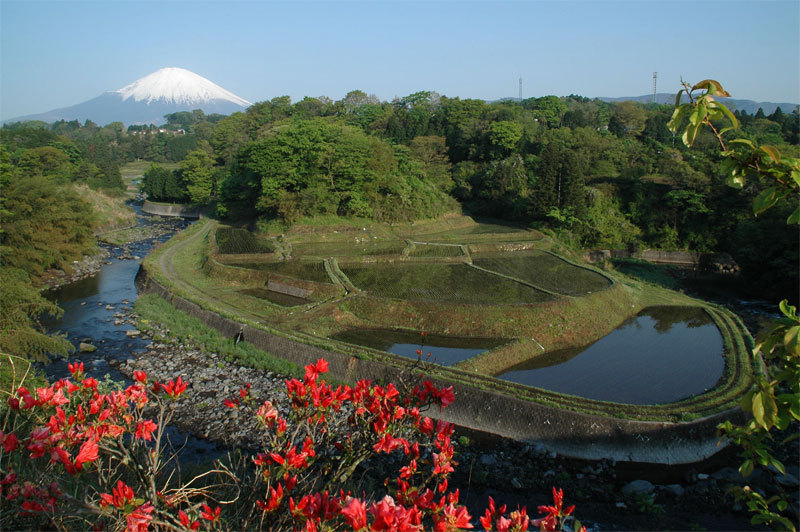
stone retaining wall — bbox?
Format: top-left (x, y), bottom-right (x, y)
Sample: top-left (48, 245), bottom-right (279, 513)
top-left (135, 266), bottom-right (744, 464)
top-left (586, 249), bottom-right (739, 273)
top-left (142, 200), bottom-right (201, 219)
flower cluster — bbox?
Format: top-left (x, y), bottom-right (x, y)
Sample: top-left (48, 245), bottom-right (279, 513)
top-left (1, 356), bottom-right (581, 531)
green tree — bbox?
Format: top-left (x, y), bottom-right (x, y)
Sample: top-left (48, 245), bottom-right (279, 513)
top-left (487, 121), bottom-right (523, 157)
top-left (181, 149), bottom-right (215, 204)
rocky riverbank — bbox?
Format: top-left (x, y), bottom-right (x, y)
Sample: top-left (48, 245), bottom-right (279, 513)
top-left (40, 248), bottom-right (111, 290)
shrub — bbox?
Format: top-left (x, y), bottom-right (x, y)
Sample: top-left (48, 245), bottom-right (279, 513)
top-left (1, 357), bottom-right (584, 531)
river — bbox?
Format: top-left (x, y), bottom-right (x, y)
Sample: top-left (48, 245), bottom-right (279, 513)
top-left (41, 204), bottom-right (221, 460)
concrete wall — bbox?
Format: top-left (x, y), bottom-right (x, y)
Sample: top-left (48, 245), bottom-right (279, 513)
top-left (141, 200), bottom-right (201, 219)
top-left (135, 266), bottom-right (744, 464)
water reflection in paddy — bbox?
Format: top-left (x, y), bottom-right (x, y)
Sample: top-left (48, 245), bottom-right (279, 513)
top-left (329, 329), bottom-right (505, 366)
top-left (498, 306), bottom-right (724, 405)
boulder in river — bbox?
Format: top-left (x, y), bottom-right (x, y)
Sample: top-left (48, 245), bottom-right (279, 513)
top-left (79, 342), bottom-right (97, 353)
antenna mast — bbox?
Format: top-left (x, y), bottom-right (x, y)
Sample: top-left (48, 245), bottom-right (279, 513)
top-left (519, 77), bottom-right (522, 100)
top-left (652, 72), bottom-right (658, 103)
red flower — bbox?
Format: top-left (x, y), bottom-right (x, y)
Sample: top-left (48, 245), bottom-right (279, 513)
top-left (100, 480), bottom-right (135, 509)
top-left (178, 510), bottom-right (200, 531)
top-left (127, 502), bottom-right (154, 532)
top-left (0, 431), bottom-right (19, 452)
top-left (436, 503), bottom-right (473, 531)
top-left (161, 376), bottom-right (188, 398)
top-left (74, 437), bottom-right (99, 470)
top-left (68, 361), bottom-right (84, 376)
top-left (201, 503), bottom-right (221, 522)
top-left (133, 370), bottom-right (147, 384)
top-left (223, 398), bottom-right (238, 409)
top-left (256, 483), bottom-right (284, 512)
top-left (135, 420), bottom-right (157, 441)
top-left (341, 497), bottom-right (367, 530)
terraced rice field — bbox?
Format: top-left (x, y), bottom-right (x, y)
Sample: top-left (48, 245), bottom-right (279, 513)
top-left (227, 260), bottom-right (332, 283)
top-left (340, 263), bottom-right (553, 304)
top-left (239, 288), bottom-right (308, 307)
top-left (408, 243), bottom-right (463, 258)
top-left (473, 251), bottom-right (611, 296)
top-left (292, 240), bottom-right (406, 257)
top-left (216, 228), bottom-right (276, 254)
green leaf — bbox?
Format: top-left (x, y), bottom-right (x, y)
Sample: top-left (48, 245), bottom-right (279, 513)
top-left (682, 122), bottom-right (701, 147)
top-left (751, 390), bottom-right (778, 430)
top-left (691, 79), bottom-right (731, 97)
top-left (667, 105), bottom-right (689, 133)
top-left (730, 138), bottom-right (756, 149)
top-left (689, 102), bottom-right (706, 126)
top-left (791, 169), bottom-right (800, 187)
top-left (787, 204), bottom-right (800, 225)
top-left (759, 145), bottom-right (781, 163)
top-left (674, 89), bottom-right (685, 108)
top-left (573, 520), bottom-right (583, 532)
top-left (713, 101), bottom-right (739, 129)
top-left (739, 459), bottom-right (754, 477)
top-left (778, 299), bottom-right (797, 320)
top-left (783, 325), bottom-right (800, 355)
top-left (752, 187), bottom-right (785, 216)
top-left (769, 456), bottom-right (786, 475)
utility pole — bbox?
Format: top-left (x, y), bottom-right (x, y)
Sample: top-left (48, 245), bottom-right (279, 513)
top-left (653, 72), bottom-right (658, 104)
top-left (519, 77), bottom-right (522, 100)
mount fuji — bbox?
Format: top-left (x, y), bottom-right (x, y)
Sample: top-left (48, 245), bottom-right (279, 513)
top-left (4, 68), bottom-right (252, 126)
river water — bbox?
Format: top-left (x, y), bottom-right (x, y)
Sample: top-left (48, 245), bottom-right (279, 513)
top-left (41, 205), bottom-right (221, 459)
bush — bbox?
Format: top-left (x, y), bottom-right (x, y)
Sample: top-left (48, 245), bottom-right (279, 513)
top-left (1, 358), bottom-right (584, 531)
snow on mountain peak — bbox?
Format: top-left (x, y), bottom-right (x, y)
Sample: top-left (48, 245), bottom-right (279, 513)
top-left (115, 67), bottom-right (251, 107)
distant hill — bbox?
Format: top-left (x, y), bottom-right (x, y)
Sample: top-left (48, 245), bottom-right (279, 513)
top-left (598, 93), bottom-right (798, 115)
top-left (3, 67), bottom-right (251, 127)
top-left (494, 94), bottom-right (797, 115)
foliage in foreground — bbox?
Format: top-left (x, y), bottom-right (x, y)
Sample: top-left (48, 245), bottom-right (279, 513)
top-left (0, 356), bottom-right (584, 531)
top-left (670, 79), bottom-right (800, 531)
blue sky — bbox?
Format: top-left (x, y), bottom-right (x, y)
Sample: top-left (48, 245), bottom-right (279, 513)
top-left (1, 1), bottom-right (798, 120)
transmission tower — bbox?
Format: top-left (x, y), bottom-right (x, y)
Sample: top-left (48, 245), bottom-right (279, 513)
top-left (519, 77), bottom-right (522, 100)
top-left (653, 72), bottom-right (658, 103)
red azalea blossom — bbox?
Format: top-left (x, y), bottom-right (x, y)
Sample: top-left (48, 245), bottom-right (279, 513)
top-left (74, 437), bottom-right (99, 470)
top-left (201, 503), bottom-right (221, 521)
top-left (134, 420), bottom-right (157, 441)
top-left (161, 376), bottom-right (188, 398)
top-left (100, 480), bottom-right (136, 509)
top-left (126, 502), bottom-right (154, 532)
top-left (341, 497), bottom-right (367, 530)
top-left (179, 510), bottom-right (200, 531)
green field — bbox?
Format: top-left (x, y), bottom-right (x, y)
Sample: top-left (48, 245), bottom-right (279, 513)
top-left (408, 243), bottom-right (463, 258)
top-left (340, 263), bottom-right (553, 304)
top-left (473, 252), bottom-right (612, 295)
top-left (215, 228), bottom-right (276, 254)
top-left (292, 240), bottom-right (406, 257)
top-left (227, 260), bottom-right (332, 283)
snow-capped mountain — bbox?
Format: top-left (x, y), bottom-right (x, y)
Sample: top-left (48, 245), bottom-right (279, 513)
top-left (4, 67), bottom-right (252, 126)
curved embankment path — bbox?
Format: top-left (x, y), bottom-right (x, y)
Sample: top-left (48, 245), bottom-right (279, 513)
top-left (138, 219), bottom-right (752, 464)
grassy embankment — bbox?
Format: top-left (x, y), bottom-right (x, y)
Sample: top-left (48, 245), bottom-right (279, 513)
top-left (141, 215), bottom-right (754, 421)
top-left (73, 184), bottom-right (137, 234)
top-left (133, 293), bottom-right (300, 377)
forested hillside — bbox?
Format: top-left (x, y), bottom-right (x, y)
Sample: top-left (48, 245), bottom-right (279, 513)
top-left (4, 90), bottom-right (798, 303)
top-left (133, 92), bottom-right (798, 302)
top-left (0, 125), bottom-right (134, 359)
